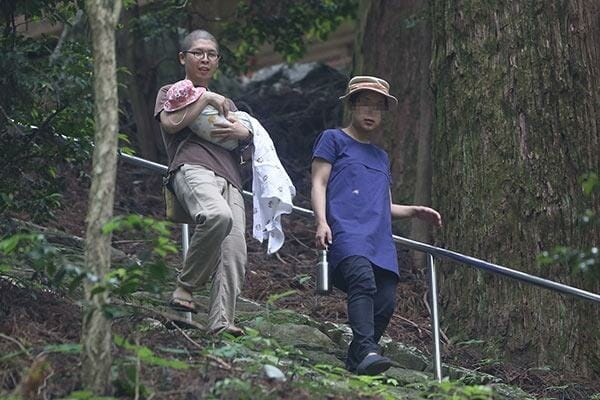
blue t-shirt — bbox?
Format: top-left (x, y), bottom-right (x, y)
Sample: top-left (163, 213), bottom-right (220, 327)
top-left (312, 128), bottom-right (399, 276)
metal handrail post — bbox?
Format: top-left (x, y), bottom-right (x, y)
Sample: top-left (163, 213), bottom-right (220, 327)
top-left (428, 253), bottom-right (443, 382)
top-left (181, 223), bottom-right (189, 260)
top-left (179, 223), bottom-right (192, 322)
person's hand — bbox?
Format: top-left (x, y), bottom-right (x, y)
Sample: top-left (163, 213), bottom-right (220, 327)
top-left (203, 92), bottom-right (230, 117)
top-left (315, 221), bottom-right (332, 249)
top-left (414, 206), bottom-right (442, 228)
top-left (211, 115), bottom-right (250, 142)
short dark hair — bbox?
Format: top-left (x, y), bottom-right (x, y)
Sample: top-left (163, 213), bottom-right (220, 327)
top-left (180, 30), bottom-right (219, 52)
top-left (347, 90), bottom-right (389, 109)
top-left (347, 91), bottom-right (361, 105)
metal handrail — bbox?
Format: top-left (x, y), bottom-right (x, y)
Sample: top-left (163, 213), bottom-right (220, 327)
top-left (119, 152), bottom-right (600, 382)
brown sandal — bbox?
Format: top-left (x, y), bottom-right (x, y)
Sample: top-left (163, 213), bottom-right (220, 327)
top-left (167, 297), bottom-right (198, 314)
top-left (210, 326), bottom-right (246, 337)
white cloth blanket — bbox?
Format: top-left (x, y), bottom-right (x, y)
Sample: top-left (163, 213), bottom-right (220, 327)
top-left (235, 112), bottom-right (296, 254)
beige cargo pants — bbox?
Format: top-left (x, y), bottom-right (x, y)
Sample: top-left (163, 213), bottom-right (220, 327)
top-left (172, 164), bottom-right (247, 332)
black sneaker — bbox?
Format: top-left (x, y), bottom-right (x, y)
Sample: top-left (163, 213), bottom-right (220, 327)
top-left (355, 354), bottom-right (392, 375)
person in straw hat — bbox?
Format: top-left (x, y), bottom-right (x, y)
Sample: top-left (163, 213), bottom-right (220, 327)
top-left (311, 76), bottom-right (442, 375)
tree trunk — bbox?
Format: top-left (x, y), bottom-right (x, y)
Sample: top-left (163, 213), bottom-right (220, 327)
top-left (120, 5), bottom-right (162, 162)
top-left (354, 0), bottom-right (435, 268)
top-left (82, 0), bottom-right (122, 394)
top-left (430, 0), bottom-right (600, 378)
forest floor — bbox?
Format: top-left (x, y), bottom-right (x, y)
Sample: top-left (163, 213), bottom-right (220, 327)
top-left (1, 161), bottom-right (599, 399)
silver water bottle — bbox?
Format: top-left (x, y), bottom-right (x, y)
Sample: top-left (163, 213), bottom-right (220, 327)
top-left (316, 249), bottom-right (330, 295)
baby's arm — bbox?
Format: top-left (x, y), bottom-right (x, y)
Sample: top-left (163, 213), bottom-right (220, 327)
top-left (160, 92), bottom-right (230, 135)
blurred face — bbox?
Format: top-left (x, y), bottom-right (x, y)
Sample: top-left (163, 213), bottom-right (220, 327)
top-left (350, 91), bottom-right (387, 132)
top-left (179, 38), bottom-right (220, 86)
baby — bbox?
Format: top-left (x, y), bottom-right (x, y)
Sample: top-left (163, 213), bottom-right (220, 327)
top-left (165, 79), bottom-right (296, 254)
top-left (164, 79), bottom-right (250, 150)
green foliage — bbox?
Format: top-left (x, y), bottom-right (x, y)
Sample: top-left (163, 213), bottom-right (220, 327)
top-left (111, 334), bottom-right (191, 398)
top-left (205, 327), bottom-right (289, 364)
top-left (0, 215), bottom-right (175, 300)
top-left (538, 173), bottom-right (600, 278)
top-left (113, 334), bottom-right (189, 369)
top-left (266, 289), bottom-right (297, 306)
top-left (310, 363), bottom-right (402, 400)
top-left (126, 0), bottom-right (357, 74)
top-left (89, 215), bottom-right (176, 302)
top-left (220, 0), bottom-right (357, 72)
top-left (3, 0), bottom-right (84, 31)
top-left (124, 0), bottom-right (183, 39)
top-left (0, 232), bottom-right (91, 291)
top-left (262, 289), bottom-right (297, 327)
top-left (581, 172), bottom-right (599, 196)
top-left (117, 133), bottom-right (135, 155)
top-left (102, 214), bottom-right (177, 257)
top-left (43, 343), bottom-right (82, 354)
top-left (293, 273), bottom-right (312, 286)
top-left (1, 9), bottom-right (94, 221)
top-left (208, 378), bottom-right (268, 400)
top-left (409, 379), bottom-right (495, 400)
top-left (58, 390), bottom-right (117, 400)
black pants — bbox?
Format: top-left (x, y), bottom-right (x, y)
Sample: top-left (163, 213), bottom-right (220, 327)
top-left (333, 256), bottom-right (399, 371)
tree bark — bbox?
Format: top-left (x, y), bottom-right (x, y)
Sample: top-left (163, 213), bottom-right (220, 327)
top-left (431, 0), bottom-right (600, 378)
top-left (120, 5), bottom-right (162, 162)
top-left (82, 0), bottom-right (122, 394)
top-left (354, 0), bottom-right (435, 268)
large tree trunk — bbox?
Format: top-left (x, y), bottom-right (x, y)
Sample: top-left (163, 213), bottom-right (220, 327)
top-left (82, 0), bottom-right (122, 393)
top-left (354, 0), bottom-right (435, 269)
top-left (119, 5), bottom-right (163, 162)
top-left (430, 0), bottom-right (600, 378)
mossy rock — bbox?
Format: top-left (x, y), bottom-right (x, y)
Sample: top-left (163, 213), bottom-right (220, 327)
top-left (237, 296), bottom-right (265, 312)
top-left (248, 318), bottom-right (338, 352)
top-left (238, 309), bottom-right (321, 327)
top-left (491, 383), bottom-right (536, 400)
top-left (266, 309), bottom-right (321, 327)
top-left (384, 367), bottom-right (431, 385)
top-left (320, 320), bottom-right (353, 347)
top-left (235, 310), bottom-right (264, 323)
top-left (301, 349), bottom-right (345, 368)
top-left (380, 340), bottom-right (429, 371)
top-left (440, 364), bottom-right (501, 385)
top-left (385, 385), bottom-right (430, 399)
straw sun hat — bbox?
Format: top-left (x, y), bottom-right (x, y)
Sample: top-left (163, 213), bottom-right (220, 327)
top-left (339, 76), bottom-right (398, 106)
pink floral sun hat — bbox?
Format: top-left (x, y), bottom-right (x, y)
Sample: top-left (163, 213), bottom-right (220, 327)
top-left (164, 79), bottom-right (206, 112)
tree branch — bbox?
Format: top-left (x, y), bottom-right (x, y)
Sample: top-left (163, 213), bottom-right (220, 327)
top-left (171, 323), bottom-right (235, 371)
top-left (0, 333), bottom-right (32, 359)
top-left (116, 300), bottom-right (205, 330)
top-left (112, 0), bottom-right (123, 25)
